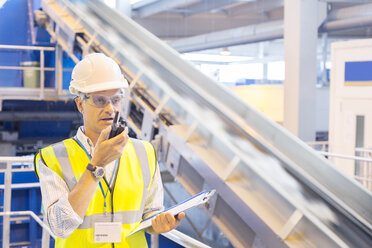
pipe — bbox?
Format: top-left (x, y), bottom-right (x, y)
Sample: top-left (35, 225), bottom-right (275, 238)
top-left (321, 15), bottom-right (372, 32)
top-left (0, 112), bottom-right (81, 121)
top-left (327, 3), bottom-right (372, 21)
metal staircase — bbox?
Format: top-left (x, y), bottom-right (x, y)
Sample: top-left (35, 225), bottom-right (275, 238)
top-left (39, 0), bottom-right (372, 247)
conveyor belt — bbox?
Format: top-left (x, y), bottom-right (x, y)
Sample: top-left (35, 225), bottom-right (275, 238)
top-left (41, 0), bottom-right (372, 247)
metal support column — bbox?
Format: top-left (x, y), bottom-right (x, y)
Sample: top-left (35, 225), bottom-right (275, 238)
top-left (55, 44), bottom-right (63, 95)
top-left (259, 42), bottom-right (267, 84)
top-left (283, 0), bottom-right (326, 141)
top-left (42, 228), bottom-right (51, 248)
top-left (150, 234), bottom-right (159, 248)
top-left (2, 162), bottom-right (13, 248)
top-left (40, 50), bottom-right (45, 99)
top-left (29, 189), bottom-right (38, 247)
top-left (321, 33), bottom-right (328, 86)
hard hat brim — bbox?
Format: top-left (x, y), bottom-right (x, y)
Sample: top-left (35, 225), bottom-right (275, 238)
top-left (69, 79), bottom-right (129, 95)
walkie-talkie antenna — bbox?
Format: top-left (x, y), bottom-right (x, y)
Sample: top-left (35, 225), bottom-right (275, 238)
top-left (113, 111), bottom-right (119, 124)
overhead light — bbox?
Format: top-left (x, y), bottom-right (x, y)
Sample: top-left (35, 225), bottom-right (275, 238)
top-left (220, 47), bottom-right (231, 56)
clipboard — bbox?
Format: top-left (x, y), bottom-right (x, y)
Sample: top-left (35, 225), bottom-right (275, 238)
top-left (128, 190), bottom-right (216, 236)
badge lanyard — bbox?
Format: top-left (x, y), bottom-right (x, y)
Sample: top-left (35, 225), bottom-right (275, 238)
top-left (74, 138), bottom-right (118, 214)
top-left (99, 160), bottom-right (118, 214)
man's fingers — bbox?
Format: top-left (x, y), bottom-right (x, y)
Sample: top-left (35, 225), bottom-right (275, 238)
top-left (150, 212), bottom-right (186, 234)
top-left (175, 212), bottom-right (185, 225)
top-left (165, 213), bottom-right (175, 226)
top-left (108, 126), bottom-right (129, 145)
top-left (96, 126), bottom-right (111, 145)
top-left (155, 214), bottom-right (164, 232)
top-left (159, 213), bottom-right (167, 226)
top-left (151, 218), bottom-right (158, 232)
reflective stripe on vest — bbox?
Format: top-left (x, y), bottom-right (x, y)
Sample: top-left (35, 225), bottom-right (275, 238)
top-left (131, 138), bottom-right (151, 217)
top-left (51, 138), bottom-right (152, 228)
top-left (74, 138), bottom-right (152, 229)
top-left (79, 211), bottom-right (143, 229)
top-left (36, 137), bottom-right (156, 247)
top-left (52, 141), bottom-right (77, 191)
top-left (50, 138), bottom-right (152, 199)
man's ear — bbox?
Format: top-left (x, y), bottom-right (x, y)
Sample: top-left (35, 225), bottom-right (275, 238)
top-left (75, 97), bottom-right (84, 114)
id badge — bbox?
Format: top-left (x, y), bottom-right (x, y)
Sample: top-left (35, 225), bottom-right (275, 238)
top-left (94, 222), bottom-right (122, 243)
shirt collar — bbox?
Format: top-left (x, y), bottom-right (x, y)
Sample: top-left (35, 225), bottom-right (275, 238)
top-left (75, 126), bottom-right (94, 156)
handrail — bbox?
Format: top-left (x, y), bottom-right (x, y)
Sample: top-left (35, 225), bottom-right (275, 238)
top-left (319, 152), bottom-right (372, 192)
top-left (355, 147), bottom-right (372, 154)
top-left (319, 151), bottom-right (372, 162)
top-left (0, 44), bottom-right (68, 100)
top-left (0, 44), bottom-right (55, 51)
top-left (162, 230), bottom-right (211, 248)
top-left (0, 156), bottom-right (211, 248)
top-left (306, 141), bottom-right (329, 152)
top-left (0, 211), bottom-right (55, 248)
top-left (0, 156), bottom-right (34, 163)
top-left (0, 211), bottom-right (56, 239)
top-left (0, 66), bottom-right (55, 71)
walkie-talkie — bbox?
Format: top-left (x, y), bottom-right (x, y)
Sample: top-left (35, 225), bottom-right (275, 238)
top-left (108, 112), bottom-right (126, 139)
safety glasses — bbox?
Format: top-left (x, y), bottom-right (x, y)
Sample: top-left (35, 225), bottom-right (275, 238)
top-left (83, 93), bottom-right (124, 108)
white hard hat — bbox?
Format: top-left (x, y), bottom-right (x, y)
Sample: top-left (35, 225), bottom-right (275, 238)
top-left (69, 53), bottom-right (128, 95)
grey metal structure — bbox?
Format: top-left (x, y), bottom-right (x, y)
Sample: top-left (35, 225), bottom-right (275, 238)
top-left (39, 0), bottom-right (372, 247)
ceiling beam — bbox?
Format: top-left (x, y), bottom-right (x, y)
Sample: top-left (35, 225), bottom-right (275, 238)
top-left (135, 16), bottom-right (265, 38)
top-left (132, 0), bottom-right (198, 18)
top-left (181, 0), bottom-right (256, 17)
top-left (229, 0), bottom-right (284, 16)
top-left (168, 20), bottom-right (284, 52)
top-left (131, 0), bottom-right (158, 9)
top-left (169, 1), bottom-right (372, 53)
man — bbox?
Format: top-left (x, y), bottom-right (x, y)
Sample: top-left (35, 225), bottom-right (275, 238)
top-left (34, 53), bottom-right (184, 247)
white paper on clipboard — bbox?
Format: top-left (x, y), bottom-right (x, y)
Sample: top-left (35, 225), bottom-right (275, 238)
top-left (128, 190), bottom-right (216, 236)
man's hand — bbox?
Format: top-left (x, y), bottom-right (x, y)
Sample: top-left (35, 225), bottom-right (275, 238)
top-left (91, 126), bottom-right (129, 167)
top-left (68, 126), bottom-right (128, 218)
top-left (151, 212), bottom-right (185, 233)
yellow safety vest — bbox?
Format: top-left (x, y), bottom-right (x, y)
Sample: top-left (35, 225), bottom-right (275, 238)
top-left (34, 138), bottom-right (157, 248)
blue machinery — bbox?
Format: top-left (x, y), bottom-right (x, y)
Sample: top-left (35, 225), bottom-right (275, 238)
top-left (1, 0), bottom-right (372, 247)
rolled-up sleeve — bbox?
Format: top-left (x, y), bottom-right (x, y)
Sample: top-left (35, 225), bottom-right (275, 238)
top-left (38, 158), bottom-right (83, 238)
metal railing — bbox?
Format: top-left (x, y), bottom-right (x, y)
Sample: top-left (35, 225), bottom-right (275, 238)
top-left (355, 147), bottom-right (372, 191)
top-left (309, 142), bottom-right (372, 191)
top-left (319, 151), bottom-right (372, 191)
top-left (307, 141), bottom-right (329, 152)
top-left (0, 156), bottom-right (55, 248)
top-left (0, 211), bottom-right (55, 248)
top-left (0, 44), bottom-right (69, 101)
top-left (162, 230), bottom-right (211, 248)
top-left (0, 156), bottom-right (210, 248)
